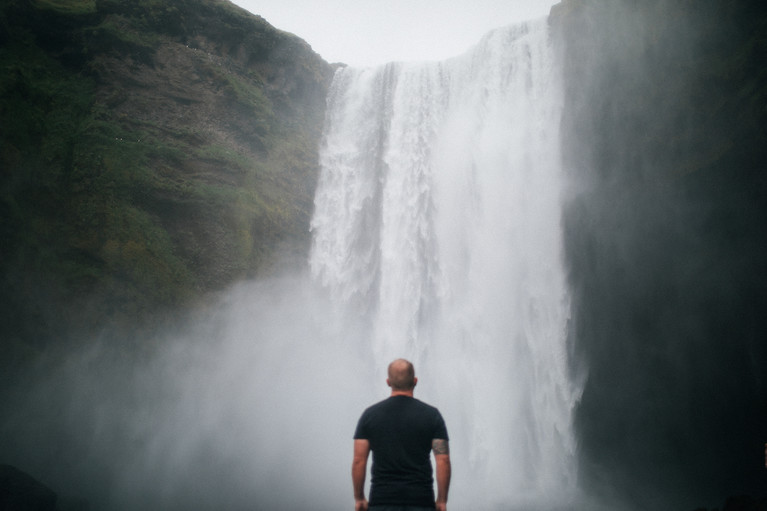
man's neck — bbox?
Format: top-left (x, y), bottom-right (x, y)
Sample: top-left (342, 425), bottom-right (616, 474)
top-left (390, 390), bottom-right (414, 397)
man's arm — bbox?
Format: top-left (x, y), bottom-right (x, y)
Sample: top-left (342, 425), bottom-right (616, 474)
top-left (352, 439), bottom-right (370, 511)
top-left (432, 439), bottom-right (451, 511)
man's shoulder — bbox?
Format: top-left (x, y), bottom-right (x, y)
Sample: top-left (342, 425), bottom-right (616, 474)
top-left (395, 397), bottom-right (445, 421)
top-left (361, 396), bottom-right (442, 416)
top-left (412, 397), bottom-right (440, 412)
top-left (358, 397), bottom-right (392, 417)
top-left (364, 396), bottom-right (394, 410)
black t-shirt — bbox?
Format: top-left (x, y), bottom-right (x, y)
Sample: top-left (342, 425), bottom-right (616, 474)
top-left (354, 395), bottom-right (449, 507)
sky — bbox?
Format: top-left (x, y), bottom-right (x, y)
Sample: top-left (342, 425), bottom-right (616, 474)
top-left (231, 0), bottom-right (559, 67)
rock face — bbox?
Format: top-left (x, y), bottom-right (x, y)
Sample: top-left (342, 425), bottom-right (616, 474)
top-left (551, 0), bottom-right (767, 509)
top-left (0, 0), bottom-right (334, 349)
top-left (0, 465), bottom-right (57, 510)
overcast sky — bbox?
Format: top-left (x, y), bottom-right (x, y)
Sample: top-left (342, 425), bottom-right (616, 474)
top-left (231, 0), bottom-right (559, 67)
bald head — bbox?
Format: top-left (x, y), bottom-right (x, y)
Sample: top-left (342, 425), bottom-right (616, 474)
top-left (387, 359), bottom-right (416, 391)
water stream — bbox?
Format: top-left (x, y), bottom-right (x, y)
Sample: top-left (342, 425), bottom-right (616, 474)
top-left (310, 18), bottom-right (578, 508)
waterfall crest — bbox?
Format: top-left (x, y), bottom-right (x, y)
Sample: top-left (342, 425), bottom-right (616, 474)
top-left (311, 18), bottom-right (579, 508)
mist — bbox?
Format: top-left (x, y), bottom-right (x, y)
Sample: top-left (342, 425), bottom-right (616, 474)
top-left (1, 274), bottom-right (372, 509)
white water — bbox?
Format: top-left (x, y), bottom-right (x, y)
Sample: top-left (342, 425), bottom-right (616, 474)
top-left (311, 18), bottom-right (578, 509)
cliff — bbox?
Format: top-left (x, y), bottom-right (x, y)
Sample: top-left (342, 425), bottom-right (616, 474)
top-left (0, 0), bottom-right (334, 352)
top-left (551, 0), bottom-right (767, 508)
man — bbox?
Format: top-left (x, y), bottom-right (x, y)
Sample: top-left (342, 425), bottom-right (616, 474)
top-left (352, 359), bottom-right (451, 511)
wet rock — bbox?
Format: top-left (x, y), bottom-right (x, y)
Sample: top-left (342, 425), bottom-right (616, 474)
top-left (0, 464), bottom-right (56, 511)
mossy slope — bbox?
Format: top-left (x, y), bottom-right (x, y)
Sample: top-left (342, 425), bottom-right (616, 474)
top-left (0, 0), bottom-right (334, 349)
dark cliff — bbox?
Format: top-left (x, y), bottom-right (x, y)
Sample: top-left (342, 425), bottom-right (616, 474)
top-left (552, 0), bottom-right (767, 508)
top-left (0, 0), bottom-right (334, 353)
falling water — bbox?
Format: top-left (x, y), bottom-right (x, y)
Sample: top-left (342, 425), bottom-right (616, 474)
top-left (311, 18), bottom-right (578, 509)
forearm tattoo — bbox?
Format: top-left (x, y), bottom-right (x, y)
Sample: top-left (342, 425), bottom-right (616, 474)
top-left (432, 439), bottom-right (450, 455)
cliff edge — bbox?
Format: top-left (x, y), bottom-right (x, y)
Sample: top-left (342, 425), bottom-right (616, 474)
top-left (0, 0), bottom-right (334, 350)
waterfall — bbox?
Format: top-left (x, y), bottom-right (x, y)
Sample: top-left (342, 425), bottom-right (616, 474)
top-left (311, 18), bottom-right (579, 509)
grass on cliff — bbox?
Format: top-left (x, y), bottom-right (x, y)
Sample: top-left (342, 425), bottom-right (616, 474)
top-left (1, 0), bottom-right (329, 354)
top-left (32, 0), bottom-right (96, 15)
top-left (1, 32), bottom-right (195, 330)
top-left (0, 40), bottom-right (299, 327)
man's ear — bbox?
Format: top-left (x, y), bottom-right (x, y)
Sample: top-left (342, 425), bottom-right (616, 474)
top-left (413, 377), bottom-right (418, 387)
top-left (386, 378), bottom-right (391, 387)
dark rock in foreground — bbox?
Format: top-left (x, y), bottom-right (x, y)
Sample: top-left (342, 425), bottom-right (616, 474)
top-left (695, 495), bottom-right (767, 511)
top-left (0, 464), bottom-right (56, 511)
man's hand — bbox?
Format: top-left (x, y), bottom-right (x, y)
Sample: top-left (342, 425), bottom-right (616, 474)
top-left (355, 497), bottom-right (369, 511)
top-left (435, 501), bottom-right (447, 511)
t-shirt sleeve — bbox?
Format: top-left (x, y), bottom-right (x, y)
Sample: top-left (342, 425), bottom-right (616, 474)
top-left (433, 410), bottom-right (449, 440)
top-left (353, 411), bottom-right (369, 439)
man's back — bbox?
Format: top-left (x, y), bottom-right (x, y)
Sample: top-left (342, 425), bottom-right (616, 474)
top-left (352, 359), bottom-right (451, 511)
top-left (354, 396), bottom-right (448, 506)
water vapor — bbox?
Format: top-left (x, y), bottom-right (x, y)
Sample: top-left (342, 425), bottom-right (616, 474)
top-left (1, 273), bottom-right (376, 510)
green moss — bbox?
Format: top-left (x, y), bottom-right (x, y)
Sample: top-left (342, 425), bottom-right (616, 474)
top-left (32, 0), bottom-right (96, 15)
top-left (194, 144), bottom-right (250, 169)
top-left (0, 34), bottom-right (198, 320)
top-left (0, 42), bottom-right (94, 156)
top-left (224, 73), bottom-right (274, 121)
top-left (100, 207), bottom-right (193, 290)
top-left (1, 0), bottom-right (332, 351)
top-left (85, 15), bottom-right (160, 56)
